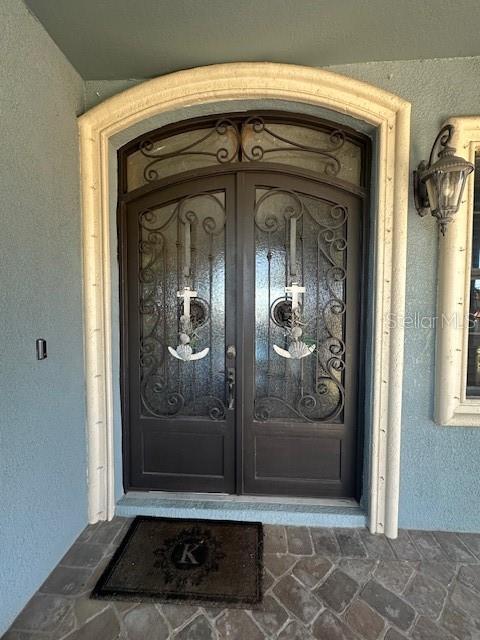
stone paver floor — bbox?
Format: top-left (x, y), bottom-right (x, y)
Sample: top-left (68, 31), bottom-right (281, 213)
top-left (3, 518), bottom-right (480, 639)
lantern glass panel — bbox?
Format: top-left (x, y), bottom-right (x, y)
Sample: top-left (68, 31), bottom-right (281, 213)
top-left (438, 170), bottom-right (464, 212)
top-left (425, 173), bottom-right (440, 212)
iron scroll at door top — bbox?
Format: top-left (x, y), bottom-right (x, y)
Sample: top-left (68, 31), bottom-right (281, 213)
top-left (118, 111), bottom-right (369, 195)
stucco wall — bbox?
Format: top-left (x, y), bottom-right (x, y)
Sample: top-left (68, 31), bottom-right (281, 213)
top-left (85, 56), bottom-right (480, 533)
top-left (0, 0), bottom-right (86, 632)
top-left (330, 58), bottom-right (480, 533)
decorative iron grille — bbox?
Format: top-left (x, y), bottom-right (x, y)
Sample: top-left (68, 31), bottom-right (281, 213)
top-left (124, 114), bottom-right (364, 191)
top-left (138, 192), bottom-right (228, 420)
top-left (254, 187), bottom-right (347, 423)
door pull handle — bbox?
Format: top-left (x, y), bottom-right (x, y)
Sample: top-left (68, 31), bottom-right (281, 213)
top-left (227, 367), bottom-right (235, 410)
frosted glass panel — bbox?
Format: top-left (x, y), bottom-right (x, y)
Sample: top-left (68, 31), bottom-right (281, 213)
top-left (125, 116), bottom-right (364, 191)
top-left (254, 187), bottom-right (347, 423)
top-left (138, 192), bottom-right (227, 418)
top-left (242, 122), bottom-right (362, 185)
top-left (127, 125), bottom-right (238, 191)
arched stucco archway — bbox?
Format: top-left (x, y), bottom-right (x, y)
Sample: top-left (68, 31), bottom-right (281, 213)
top-left (79, 62), bottom-right (410, 537)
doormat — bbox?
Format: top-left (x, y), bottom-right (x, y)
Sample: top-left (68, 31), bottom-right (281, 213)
top-left (91, 516), bottom-right (263, 606)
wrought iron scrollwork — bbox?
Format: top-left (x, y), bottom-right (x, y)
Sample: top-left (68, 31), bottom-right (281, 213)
top-left (140, 119), bottom-right (241, 183)
top-left (138, 193), bottom-right (227, 420)
top-left (241, 116), bottom-right (344, 177)
top-left (137, 115), bottom-right (346, 185)
top-left (254, 188), bottom-right (348, 423)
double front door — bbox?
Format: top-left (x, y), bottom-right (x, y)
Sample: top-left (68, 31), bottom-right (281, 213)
top-left (122, 169), bottom-right (363, 498)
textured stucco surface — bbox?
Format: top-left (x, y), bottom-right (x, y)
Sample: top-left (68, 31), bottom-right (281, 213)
top-left (329, 58), bottom-right (480, 533)
top-left (85, 56), bottom-right (480, 534)
top-left (0, 0), bottom-right (87, 633)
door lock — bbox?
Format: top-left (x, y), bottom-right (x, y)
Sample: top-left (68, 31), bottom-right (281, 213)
top-left (226, 345), bottom-right (236, 359)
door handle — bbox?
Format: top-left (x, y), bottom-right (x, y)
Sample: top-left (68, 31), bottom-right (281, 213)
top-left (227, 367), bottom-right (235, 410)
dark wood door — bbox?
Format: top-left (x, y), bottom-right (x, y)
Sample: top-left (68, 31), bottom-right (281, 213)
top-left (122, 169), bottom-right (363, 498)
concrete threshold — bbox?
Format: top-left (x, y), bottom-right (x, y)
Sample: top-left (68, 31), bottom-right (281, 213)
top-left (116, 491), bottom-right (367, 527)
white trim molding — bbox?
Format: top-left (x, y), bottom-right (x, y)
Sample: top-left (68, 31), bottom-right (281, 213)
top-left (435, 116), bottom-right (480, 426)
top-left (78, 62), bottom-right (411, 537)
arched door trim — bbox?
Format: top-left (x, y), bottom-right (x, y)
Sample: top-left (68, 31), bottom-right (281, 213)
top-left (78, 62), bottom-right (410, 537)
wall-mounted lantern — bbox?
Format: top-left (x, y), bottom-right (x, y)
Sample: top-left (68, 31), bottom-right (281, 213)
top-left (414, 124), bottom-right (474, 235)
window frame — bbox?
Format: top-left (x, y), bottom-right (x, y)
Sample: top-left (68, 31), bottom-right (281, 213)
top-left (435, 116), bottom-right (480, 426)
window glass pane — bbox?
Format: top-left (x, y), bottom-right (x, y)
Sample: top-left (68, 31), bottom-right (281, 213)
top-left (466, 152), bottom-right (480, 396)
top-left (472, 211), bottom-right (480, 270)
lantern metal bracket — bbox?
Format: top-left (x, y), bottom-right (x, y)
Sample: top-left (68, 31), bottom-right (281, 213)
top-left (413, 159), bottom-right (430, 217)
